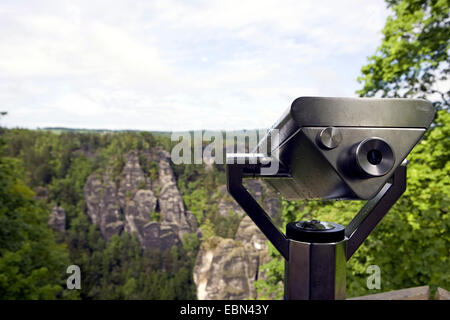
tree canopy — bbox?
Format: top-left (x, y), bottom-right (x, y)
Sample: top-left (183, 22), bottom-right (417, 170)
top-left (0, 151), bottom-right (75, 299)
top-left (357, 0), bottom-right (449, 109)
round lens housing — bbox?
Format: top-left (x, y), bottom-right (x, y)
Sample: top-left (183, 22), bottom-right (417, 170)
top-left (355, 138), bottom-right (395, 177)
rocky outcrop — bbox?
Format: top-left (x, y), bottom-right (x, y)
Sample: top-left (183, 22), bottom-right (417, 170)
top-left (124, 189), bottom-right (158, 244)
top-left (158, 150), bottom-right (196, 237)
top-left (141, 221), bottom-right (180, 251)
top-left (48, 205), bottom-right (66, 233)
top-left (84, 171), bottom-right (124, 239)
top-left (194, 237), bottom-right (259, 300)
top-left (193, 216), bottom-right (272, 300)
top-left (243, 179), bottom-right (280, 220)
top-left (218, 179), bottom-right (280, 221)
top-left (118, 151), bottom-right (149, 208)
top-left (243, 180), bottom-right (263, 200)
top-left (83, 148), bottom-right (197, 250)
top-left (235, 216), bottom-right (268, 251)
top-left (193, 178), bottom-right (281, 300)
top-left (217, 185), bottom-right (245, 217)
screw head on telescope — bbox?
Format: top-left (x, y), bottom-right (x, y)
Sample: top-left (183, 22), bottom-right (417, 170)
top-left (286, 220), bottom-right (345, 243)
top-left (317, 127), bottom-right (342, 149)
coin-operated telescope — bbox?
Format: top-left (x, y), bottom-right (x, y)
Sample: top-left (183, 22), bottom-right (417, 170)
top-left (226, 97), bottom-right (434, 300)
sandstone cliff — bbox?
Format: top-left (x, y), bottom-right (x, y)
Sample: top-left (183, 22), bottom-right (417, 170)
top-left (193, 216), bottom-right (272, 300)
top-left (217, 179), bottom-right (279, 220)
top-left (193, 179), bottom-right (280, 300)
top-left (83, 148), bottom-right (197, 251)
top-left (82, 147), bottom-right (280, 299)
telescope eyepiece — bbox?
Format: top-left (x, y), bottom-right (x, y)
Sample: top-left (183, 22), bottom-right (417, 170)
top-left (355, 137), bottom-right (395, 177)
top-left (367, 149), bottom-right (383, 165)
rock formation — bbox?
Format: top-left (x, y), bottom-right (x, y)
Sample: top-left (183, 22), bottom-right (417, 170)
top-left (157, 149), bottom-right (197, 237)
top-left (83, 148), bottom-right (197, 250)
top-left (193, 178), bottom-right (280, 300)
top-left (48, 205), bottom-right (66, 233)
top-left (118, 150), bottom-right (149, 208)
top-left (84, 170), bottom-right (124, 239)
top-left (193, 216), bottom-right (273, 300)
top-left (217, 185), bottom-right (245, 217)
top-left (218, 179), bottom-right (280, 221)
top-left (82, 146), bottom-right (281, 298)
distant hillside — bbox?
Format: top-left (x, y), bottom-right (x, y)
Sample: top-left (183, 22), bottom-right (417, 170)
top-left (41, 127), bottom-right (173, 137)
top-left (41, 127), bottom-right (270, 145)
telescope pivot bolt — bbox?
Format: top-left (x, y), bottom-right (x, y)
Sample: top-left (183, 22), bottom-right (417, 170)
top-left (318, 127), bottom-right (342, 149)
top-left (286, 219), bottom-right (345, 243)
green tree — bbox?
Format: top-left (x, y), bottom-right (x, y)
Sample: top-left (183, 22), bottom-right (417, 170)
top-left (0, 156), bottom-right (76, 299)
top-left (357, 0), bottom-right (449, 109)
top-left (200, 218), bottom-right (216, 240)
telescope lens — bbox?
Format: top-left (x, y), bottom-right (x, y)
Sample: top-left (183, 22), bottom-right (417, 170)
top-left (355, 138), bottom-right (395, 177)
top-left (367, 149), bottom-right (383, 165)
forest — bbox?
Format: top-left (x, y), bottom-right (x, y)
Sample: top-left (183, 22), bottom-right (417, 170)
top-left (0, 108), bottom-right (448, 299)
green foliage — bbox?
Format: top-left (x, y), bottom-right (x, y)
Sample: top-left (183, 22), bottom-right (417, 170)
top-left (200, 218), bottom-right (216, 239)
top-left (0, 155), bottom-right (76, 299)
top-left (150, 210), bottom-right (161, 222)
top-left (173, 161), bottom-right (237, 239)
top-left (182, 233), bottom-right (200, 258)
top-left (0, 128), bottom-right (196, 300)
top-left (183, 186), bottom-right (208, 223)
top-left (67, 230), bottom-right (197, 300)
top-left (48, 156), bottom-right (93, 208)
top-left (254, 242), bottom-right (285, 300)
top-left (137, 180), bottom-right (147, 190)
top-left (210, 209), bottom-right (242, 239)
top-left (357, 0), bottom-right (449, 109)
top-left (139, 154), bottom-right (159, 181)
top-left (111, 155), bottom-right (125, 188)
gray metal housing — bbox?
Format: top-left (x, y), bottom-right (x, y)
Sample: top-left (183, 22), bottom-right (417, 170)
top-left (258, 97), bottom-right (434, 200)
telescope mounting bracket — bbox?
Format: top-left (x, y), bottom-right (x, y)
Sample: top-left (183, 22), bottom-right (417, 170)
top-left (226, 157), bottom-right (407, 262)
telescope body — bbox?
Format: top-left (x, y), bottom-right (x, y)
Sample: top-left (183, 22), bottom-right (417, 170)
top-left (258, 97), bottom-right (434, 200)
top-left (227, 97), bottom-right (435, 300)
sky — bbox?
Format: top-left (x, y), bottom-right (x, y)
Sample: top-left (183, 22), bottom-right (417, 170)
top-left (0, 0), bottom-right (389, 131)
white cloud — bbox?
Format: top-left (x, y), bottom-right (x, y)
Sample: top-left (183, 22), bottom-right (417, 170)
top-left (0, 0), bottom-right (388, 131)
